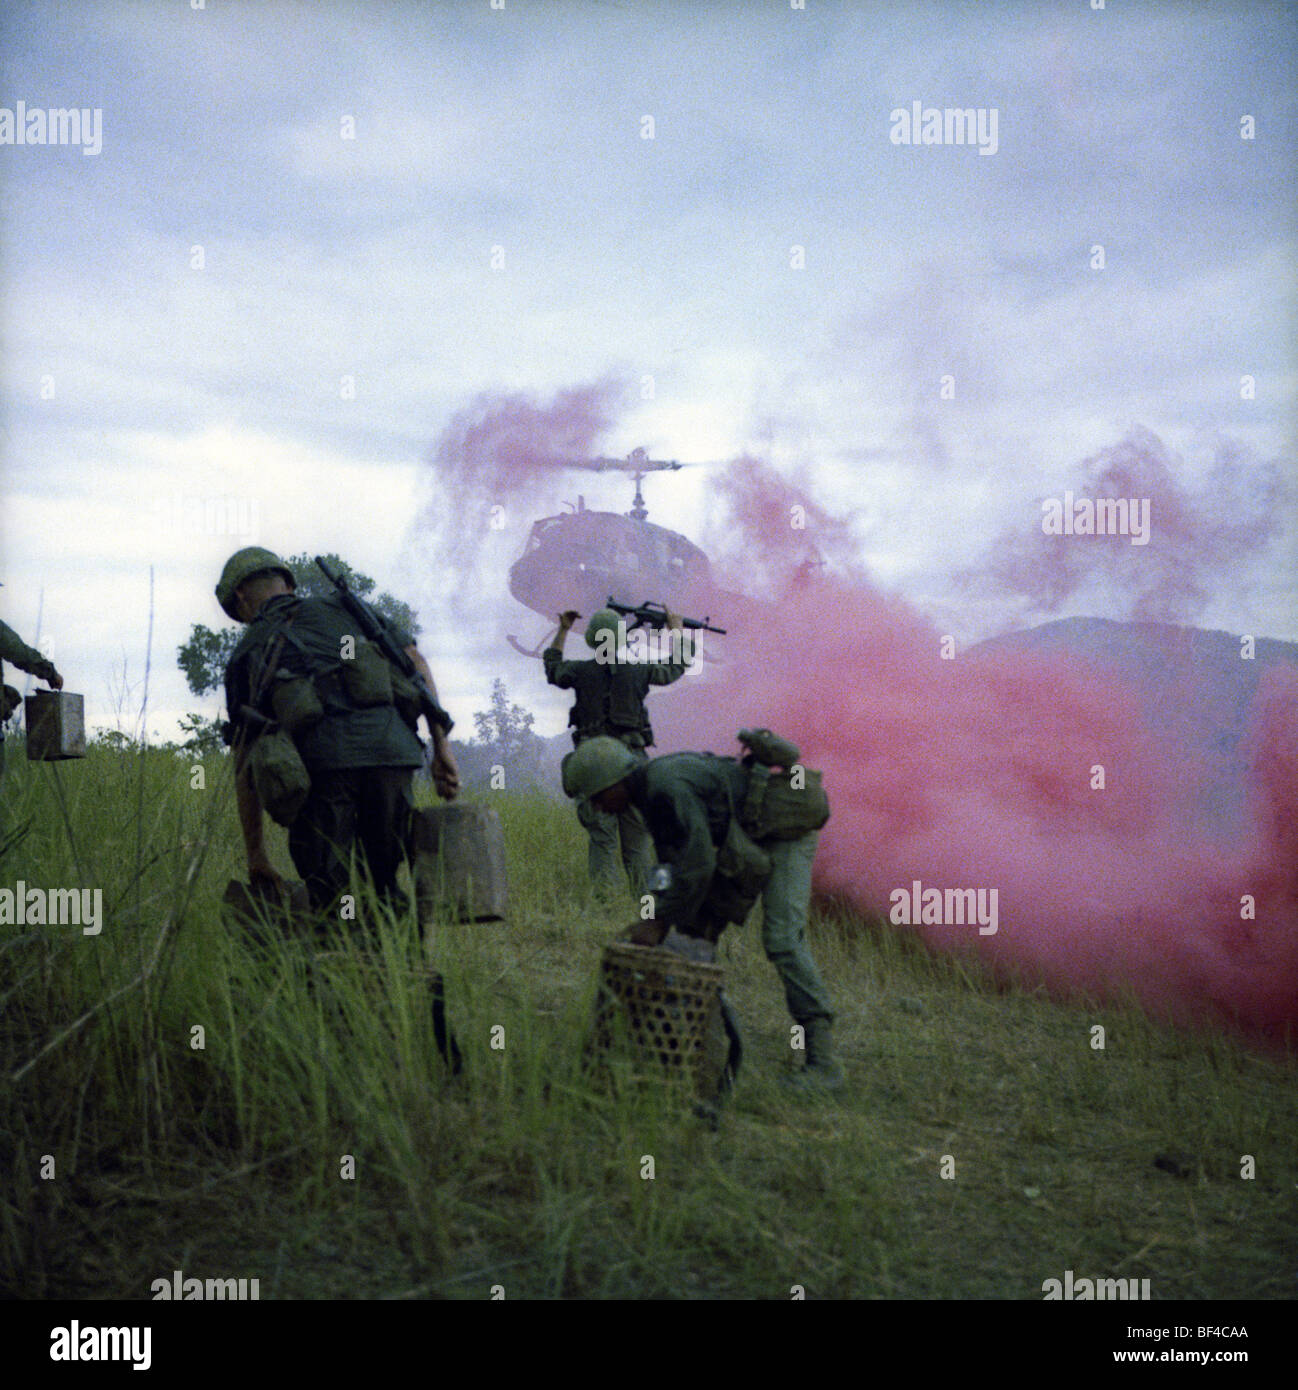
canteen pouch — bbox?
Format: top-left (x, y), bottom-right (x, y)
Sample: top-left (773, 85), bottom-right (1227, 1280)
top-left (270, 677), bottom-right (325, 736)
top-left (0, 684), bottom-right (20, 722)
top-left (249, 727), bottom-right (311, 826)
top-left (339, 640), bottom-right (393, 708)
top-left (706, 817), bottom-right (772, 926)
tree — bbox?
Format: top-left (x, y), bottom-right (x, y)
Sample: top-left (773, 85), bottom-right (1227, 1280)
top-left (462, 678), bottom-right (547, 787)
top-left (176, 712), bottom-right (226, 758)
top-left (473, 678), bottom-right (537, 764)
top-left (177, 552), bottom-right (421, 698)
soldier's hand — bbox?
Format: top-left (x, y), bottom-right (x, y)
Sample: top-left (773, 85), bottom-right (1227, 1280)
top-left (432, 745), bottom-right (460, 801)
top-left (248, 854), bottom-right (285, 895)
top-left (664, 607), bottom-right (683, 630)
top-left (558, 609), bottom-right (581, 628)
top-left (47, 669), bottom-right (63, 691)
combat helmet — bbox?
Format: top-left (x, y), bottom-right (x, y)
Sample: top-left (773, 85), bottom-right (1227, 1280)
top-left (584, 607), bottom-right (624, 650)
top-left (561, 736), bottom-right (639, 800)
top-left (216, 547), bottom-right (295, 621)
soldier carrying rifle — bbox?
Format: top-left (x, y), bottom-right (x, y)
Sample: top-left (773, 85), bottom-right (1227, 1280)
top-left (545, 602), bottom-right (697, 897)
top-left (216, 548), bottom-right (460, 915)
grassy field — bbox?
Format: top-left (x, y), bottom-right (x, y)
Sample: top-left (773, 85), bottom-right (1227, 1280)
top-left (1, 742), bottom-right (1294, 1301)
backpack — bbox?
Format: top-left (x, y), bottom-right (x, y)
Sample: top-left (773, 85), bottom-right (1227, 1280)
top-left (735, 729), bottom-right (831, 842)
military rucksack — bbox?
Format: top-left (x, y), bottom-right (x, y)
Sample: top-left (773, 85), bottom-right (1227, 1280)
top-left (735, 728), bottom-right (831, 842)
top-left (248, 597), bottom-right (419, 733)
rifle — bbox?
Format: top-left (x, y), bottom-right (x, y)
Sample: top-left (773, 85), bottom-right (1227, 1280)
top-left (315, 555), bottom-right (454, 734)
top-left (605, 597), bottom-right (726, 636)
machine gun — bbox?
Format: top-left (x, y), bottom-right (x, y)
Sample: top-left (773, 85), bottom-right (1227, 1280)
top-left (315, 555), bottom-right (454, 734)
top-left (605, 597), bottom-right (726, 636)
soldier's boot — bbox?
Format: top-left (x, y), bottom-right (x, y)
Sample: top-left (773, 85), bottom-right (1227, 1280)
top-left (783, 1018), bottom-right (844, 1092)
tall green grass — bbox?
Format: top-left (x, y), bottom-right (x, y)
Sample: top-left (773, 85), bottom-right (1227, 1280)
top-left (1, 743), bottom-right (1294, 1299)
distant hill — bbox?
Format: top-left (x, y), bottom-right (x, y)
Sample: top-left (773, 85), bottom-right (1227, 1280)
top-left (970, 617), bottom-right (1298, 831)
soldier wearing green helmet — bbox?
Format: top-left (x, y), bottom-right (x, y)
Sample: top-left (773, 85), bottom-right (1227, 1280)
top-left (564, 732), bottom-right (842, 1091)
top-left (218, 547), bottom-right (460, 916)
top-left (545, 603), bottom-right (692, 896)
top-left (214, 547), bottom-right (296, 622)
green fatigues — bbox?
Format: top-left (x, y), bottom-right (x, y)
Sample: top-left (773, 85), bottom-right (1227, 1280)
top-left (544, 645), bottom-right (688, 895)
top-left (225, 592), bottom-right (424, 913)
top-left (627, 753), bottom-right (835, 1027)
top-left (1, 619), bottom-right (59, 782)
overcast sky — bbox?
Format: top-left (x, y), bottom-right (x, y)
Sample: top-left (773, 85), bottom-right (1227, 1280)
top-left (1, 0), bottom-right (1294, 742)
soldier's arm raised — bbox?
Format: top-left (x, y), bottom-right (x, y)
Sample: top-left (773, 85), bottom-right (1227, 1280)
top-left (646, 605), bottom-right (692, 685)
top-left (549, 610), bottom-right (580, 655)
top-left (543, 612), bottom-right (582, 686)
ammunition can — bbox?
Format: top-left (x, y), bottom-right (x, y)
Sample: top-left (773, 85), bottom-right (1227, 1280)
top-left (413, 804), bottom-right (508, 923)
top-left (24, 691), bottom-right (86, 760)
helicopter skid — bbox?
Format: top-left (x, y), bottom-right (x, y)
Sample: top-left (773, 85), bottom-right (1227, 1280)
top-left (507, 631), bottom-right (550, 659)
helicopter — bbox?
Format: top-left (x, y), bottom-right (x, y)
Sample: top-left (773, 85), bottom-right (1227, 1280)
top-left (506, 448), bottom-right (721, 656)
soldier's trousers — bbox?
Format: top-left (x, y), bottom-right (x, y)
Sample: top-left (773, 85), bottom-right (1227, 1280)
top-left (288, 767), bottom-right (414, 915)
top-left (576, 762), bottom-right (654, 896)
top-left (759, 829), bottom-right (835, 1026)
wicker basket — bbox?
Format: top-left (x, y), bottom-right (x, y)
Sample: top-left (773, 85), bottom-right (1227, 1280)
top-left (593, 941), bottom-right (728, 1097)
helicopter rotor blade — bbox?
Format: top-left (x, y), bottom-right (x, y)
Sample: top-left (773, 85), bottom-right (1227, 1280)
top-left (574, 455), bottom-right (688, 474)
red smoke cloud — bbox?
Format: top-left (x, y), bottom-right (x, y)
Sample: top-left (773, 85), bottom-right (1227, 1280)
top-left (415, 378), bottom-right (628, 610)
top-left (658, 476), bottom-right (1298, 1047)
top-left (430, 378), bottom-right (627, 503)
top-left (704, 455), bottom-right (860, 597)
top-left (970, 427), bottom-right (1290, 624)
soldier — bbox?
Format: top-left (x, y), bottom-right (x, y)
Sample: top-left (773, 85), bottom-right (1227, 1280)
top-left (217, 547), bottom-right (460, 917)
top-left (562, 734), bottom-right (843, 1091)
top-left (1, 594), bottom-right (63, 781)
top-left (545, 605), bottom-right (691, 896)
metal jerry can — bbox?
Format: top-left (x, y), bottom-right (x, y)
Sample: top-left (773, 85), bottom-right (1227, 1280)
top-left (24, 692), bottom-right (86, 760)
top-left (412, 803), bottom-right (508, 923)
